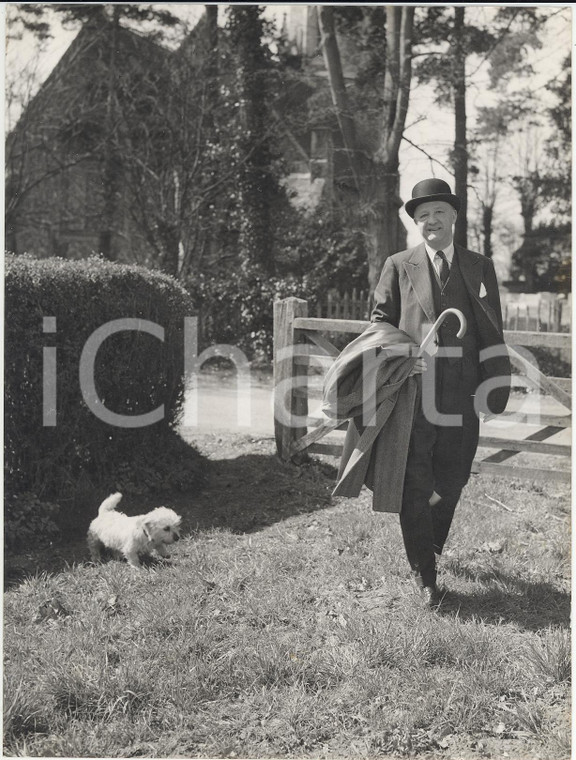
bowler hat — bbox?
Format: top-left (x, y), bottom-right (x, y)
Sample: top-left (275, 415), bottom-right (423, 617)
top-left (405, 178), bottom-right (460, 218)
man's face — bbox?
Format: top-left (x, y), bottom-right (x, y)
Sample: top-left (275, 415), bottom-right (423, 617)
top-left (413, 201), bottom-right (457, 250)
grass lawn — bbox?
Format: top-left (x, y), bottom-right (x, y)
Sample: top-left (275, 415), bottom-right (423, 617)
top-left (4, 433), bottom-right (570, 759)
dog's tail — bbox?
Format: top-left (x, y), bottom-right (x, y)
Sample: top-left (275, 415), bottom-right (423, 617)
top-left (98, 492), bottom-right (123, 515)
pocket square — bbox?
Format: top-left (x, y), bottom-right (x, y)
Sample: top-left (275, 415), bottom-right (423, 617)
top-left (479, 282), bottom-right (487, 298)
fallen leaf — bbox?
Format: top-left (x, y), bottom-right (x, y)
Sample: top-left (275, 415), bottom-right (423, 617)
top-left (34, 598), bottom-right (70, 623)
top-left (479, 540), bottom-right (504, 553)
top-left (102, 595), bottom-right (121, 616)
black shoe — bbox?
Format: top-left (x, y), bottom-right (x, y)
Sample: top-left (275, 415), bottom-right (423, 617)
top-left (421, 584), bottom-right (442, 609)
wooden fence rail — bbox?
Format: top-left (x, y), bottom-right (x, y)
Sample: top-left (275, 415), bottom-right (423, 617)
top-left (317, 289), bottom-right (571, 333)
top-left (273, 298), bottom-right (571, 483)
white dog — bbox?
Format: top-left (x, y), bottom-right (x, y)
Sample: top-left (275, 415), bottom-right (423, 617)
top-left (87, 492), bottom-right (182, 568)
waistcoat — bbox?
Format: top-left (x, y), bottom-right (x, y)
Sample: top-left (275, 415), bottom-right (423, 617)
top-left (428, 251), bottom-right (479, 358)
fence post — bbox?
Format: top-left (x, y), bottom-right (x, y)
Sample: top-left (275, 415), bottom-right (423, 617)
top-left (554, 299), bottom-right (561, 332)
top-left (343, 292), bottom-right (350, 320)
top-left (273, 297), bottom-right (309, 462)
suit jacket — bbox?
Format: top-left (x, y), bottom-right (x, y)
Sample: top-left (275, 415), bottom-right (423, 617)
top-left (372, 243), bottom-right (511, 415)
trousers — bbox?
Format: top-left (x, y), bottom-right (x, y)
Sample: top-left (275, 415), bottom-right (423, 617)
top-left (399, 359), bottom-right (480, 587)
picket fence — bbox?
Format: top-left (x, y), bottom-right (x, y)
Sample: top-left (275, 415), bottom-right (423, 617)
top-left (317, 289), bottom-right (571, 333)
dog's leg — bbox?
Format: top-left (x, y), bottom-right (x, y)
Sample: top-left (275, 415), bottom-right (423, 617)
top-left (87, 531), bottom-right (105, 563)
top-left (124, 550), bottom-right (142, 568)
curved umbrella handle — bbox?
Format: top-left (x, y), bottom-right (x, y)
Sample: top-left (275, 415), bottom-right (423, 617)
top-left (417, 308), bottom-right (467, 357)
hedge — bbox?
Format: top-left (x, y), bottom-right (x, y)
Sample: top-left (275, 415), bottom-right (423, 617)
top-left (5, 255), bottom-right (204, 543)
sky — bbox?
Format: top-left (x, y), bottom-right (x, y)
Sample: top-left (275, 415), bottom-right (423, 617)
top-left (3, 3), bottom-right (572, 276)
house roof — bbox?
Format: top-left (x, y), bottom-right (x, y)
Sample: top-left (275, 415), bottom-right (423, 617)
top-left (11, 16), bottom-right (175, 134)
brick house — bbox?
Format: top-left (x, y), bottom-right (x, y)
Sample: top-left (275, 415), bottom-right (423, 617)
top-left (6, 14), bottom-right (204, 268)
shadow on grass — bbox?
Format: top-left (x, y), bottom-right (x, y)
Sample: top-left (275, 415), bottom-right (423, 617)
top-left (175, 454), bottom-right (339, 533)
top-left (439, 577), bottom-right (570, 631)
top-left (4, 450), bottom-right (339, 589)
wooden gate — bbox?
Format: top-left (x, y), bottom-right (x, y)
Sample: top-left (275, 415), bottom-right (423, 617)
top-left (273, 297), bottom-right (571, 483)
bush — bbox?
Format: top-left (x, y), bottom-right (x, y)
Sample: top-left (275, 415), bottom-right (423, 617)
top-left (528, 346), bottom-right (571, 378)
top-left (274, 204), bottom-right (369, 296)
top-left (187, 270), bottom-right (305, 360)
top-left (187, 205), bottom-right (369, 361)
top-left (5, 255), bottom-right (204, 538)
top-left (4, 492), bottom-right (61, 551)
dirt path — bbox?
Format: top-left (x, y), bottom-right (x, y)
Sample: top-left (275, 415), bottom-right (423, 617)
top-left (184, 369), bottom-right (570, 447)
top-left (181, 368), bottom-right (275, 435)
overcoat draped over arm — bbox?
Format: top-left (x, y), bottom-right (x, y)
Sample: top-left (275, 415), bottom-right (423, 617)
top-left (322, 322), bottom-right (421, 514)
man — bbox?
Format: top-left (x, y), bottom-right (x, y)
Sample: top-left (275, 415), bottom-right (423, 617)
top-left (372, 178), bottom-right (510, 608)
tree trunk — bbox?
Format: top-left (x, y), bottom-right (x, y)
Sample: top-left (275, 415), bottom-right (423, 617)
top-left (158, 221), bottom-right (181, 277)
top-left (5, 220), bottom-right (17, 253)
top-left (318, 6), bottom-right (359, 189)
top-left (515, 175), bottom-right (540, 290)
top-left (99, 5), bottom-right (122, 260)
top-left (201, 3), bottom-right (225, 275)
top-left (229, 6), bottom-right (275, 276)
top-left (206, 5), bottom-right (218, 53)
top-left (365, 164), bottom-right (406, 293)
top-left (482, 203), bottom-right (494, 258)
top-left (318, 6), bottom-right (413, 295)
top-left (521, 216), bottom-right (534, 289)
top-left (205, 5), bottom-right (218, 111)
top-left (368, 6), bottom-right (413, 292)
top-left (452, 6), bottom-right (467, 249)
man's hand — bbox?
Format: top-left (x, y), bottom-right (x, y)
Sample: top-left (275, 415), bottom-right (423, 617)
top-left (409, 357), bottom-right (427, 376)
top-left (379, 343), bottom-right (427, 375)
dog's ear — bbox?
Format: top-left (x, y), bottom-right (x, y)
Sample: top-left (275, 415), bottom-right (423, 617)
top-left (142, 521), bottom-right (153, 540)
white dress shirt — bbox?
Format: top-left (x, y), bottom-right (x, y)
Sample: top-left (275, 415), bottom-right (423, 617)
top-left (425, 242), bottom-right (454, 282)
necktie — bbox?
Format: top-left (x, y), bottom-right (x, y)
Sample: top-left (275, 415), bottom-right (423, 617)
top-left (435, 250), bottom-right (450, 287)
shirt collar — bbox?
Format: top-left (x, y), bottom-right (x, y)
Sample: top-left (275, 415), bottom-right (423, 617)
top-left (425, 242), bottom-right (454, 265)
